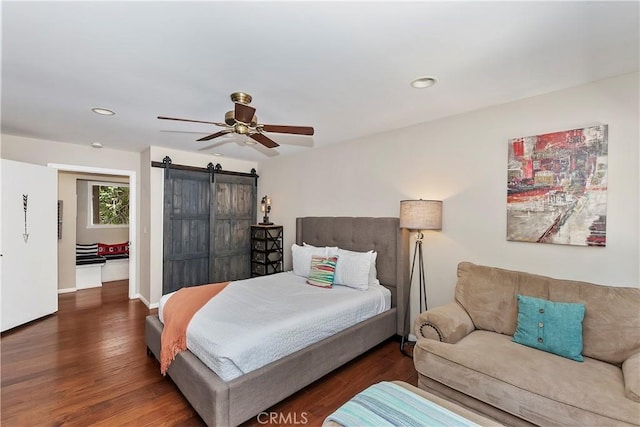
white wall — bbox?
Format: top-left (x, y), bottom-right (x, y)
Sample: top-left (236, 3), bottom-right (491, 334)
top-left (1, 136), bottom-right (141, 172)
top-left (58, 172), bottom-right (77, 290)
top-left (139, 148), bottom-right (152, 306)
top-left (257, 72), bottom-right (640, 326)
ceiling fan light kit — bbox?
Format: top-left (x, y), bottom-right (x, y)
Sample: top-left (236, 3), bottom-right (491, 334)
top-left (158, 92), bottom-right (314, 152)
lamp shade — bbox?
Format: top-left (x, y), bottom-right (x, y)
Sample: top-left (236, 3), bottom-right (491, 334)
top-left (399, 199), bottom-right (442, 230)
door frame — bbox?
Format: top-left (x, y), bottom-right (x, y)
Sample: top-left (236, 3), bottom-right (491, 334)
top-left (48, 163), bottom-right (137, 300)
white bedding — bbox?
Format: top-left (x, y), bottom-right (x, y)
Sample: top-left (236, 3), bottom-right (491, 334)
top-left (159, 271), bottom-right (391, 381)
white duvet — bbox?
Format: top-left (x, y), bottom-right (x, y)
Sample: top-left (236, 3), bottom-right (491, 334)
top-left (159, 271), bottom-right (391, 382)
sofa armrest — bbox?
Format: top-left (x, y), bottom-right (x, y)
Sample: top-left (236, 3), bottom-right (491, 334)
top-left (622, 351), bottom-right (640, 402)
top-left (414, 302), bottom-right (475, 344)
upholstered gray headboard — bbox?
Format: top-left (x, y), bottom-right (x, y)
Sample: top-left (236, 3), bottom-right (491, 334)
top-left (296, 217), bottom-right (410, 336)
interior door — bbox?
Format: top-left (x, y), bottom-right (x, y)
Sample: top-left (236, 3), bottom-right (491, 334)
top-left (162, 169), bottom-right (211, 294)
top-left (210, 174), bottom-right (256, 282)
top-left (1, 159), bottom-right (58, 332)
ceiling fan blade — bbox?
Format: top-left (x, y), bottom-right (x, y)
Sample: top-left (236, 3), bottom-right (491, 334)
top-left (235, 103), bottom-right (256, 124)
top-left (158, 116), bottom-right (224, 126)
top-left (197, 130), bottom-right (232, 142)
top-left (261, 124), bottom-right (314, 136)
top-left (250, 133), bottom-right (279, 148)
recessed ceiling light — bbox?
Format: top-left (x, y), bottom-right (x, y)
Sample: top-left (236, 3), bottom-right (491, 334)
top-left (213, 153), bottom-right (222, 156)
top-left (91, 107), bottom-right (115, 116)
top-left (91, 142), bottom-right (103, 148)
top-left (410, 76), bottom-right (438, 89)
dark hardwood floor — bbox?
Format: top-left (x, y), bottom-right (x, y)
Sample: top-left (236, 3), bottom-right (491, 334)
top-left (1, 281), bottom-right (417, 426)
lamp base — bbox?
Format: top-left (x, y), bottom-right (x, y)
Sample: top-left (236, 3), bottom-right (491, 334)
top-left (399, 235), bottom-right (427, 359)
top-left (259, 215), bottom-right (273, 226)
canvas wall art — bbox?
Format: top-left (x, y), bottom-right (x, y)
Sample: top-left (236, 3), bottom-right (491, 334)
top-left (507, 125), bottom-right (608, 246)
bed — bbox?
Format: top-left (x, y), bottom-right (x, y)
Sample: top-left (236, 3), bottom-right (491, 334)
top-left (145, 216), bottom-right (410, 426)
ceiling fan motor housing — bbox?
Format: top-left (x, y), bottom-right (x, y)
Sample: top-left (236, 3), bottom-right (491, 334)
top-left (230, 92), bottom-right (252, 105)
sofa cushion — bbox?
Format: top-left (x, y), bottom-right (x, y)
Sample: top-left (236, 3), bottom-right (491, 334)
top-left (76, 243), bottom-right (98, 257)
top-left (414, 331), bottom-right (640, 426)
top-left (547, 278), bottom-right (640, 365)
top-left (455, 262), bottom-right (640, 364)
top-left (513, 294), bottom-right (585, 362)
top-left (76, 255), bottom-right (107, 265)
top-left (623, 352), bottom-right (640, 402)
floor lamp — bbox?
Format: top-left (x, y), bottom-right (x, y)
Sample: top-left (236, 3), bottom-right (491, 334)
top-left (399, 199), bottom-right (443, 357)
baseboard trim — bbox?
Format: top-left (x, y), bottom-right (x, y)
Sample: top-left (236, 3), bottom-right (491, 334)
top-left (58, 287), bottom-right (77, 294)
top-left (137, 293), bottom-right (158, 309)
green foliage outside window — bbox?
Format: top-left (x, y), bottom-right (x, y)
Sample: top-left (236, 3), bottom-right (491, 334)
top-left (92, 184), bottom-right (129, 225)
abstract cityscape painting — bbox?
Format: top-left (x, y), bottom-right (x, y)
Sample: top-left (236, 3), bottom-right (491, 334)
top-left (507, 125), bottom-right (608, 246)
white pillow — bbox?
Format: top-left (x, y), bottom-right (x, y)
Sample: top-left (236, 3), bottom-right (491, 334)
top-left (337, 248), bottom-right (378, 285)
top-left (334, 248), bottom-right (375, 290)
top-left (369, 251), bottom-right (379, 285)
top-left (303, 242), bottom-right (339, 256)
top-left (292, 244), bottom-right (327, 277)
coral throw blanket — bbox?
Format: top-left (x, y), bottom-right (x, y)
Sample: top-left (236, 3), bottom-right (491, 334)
top-left (160, 281), bottom-right (230, 375)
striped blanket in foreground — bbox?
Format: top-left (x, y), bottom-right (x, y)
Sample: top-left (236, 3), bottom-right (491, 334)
top-left (324, 381), bottom-right (480, 427)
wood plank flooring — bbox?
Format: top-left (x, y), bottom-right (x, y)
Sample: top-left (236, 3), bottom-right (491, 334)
top-left (1, 281), bottom-right (417, 426)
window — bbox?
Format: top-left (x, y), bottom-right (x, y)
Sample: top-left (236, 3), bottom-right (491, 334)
top-left (89, 181), bottom-right (129, 227)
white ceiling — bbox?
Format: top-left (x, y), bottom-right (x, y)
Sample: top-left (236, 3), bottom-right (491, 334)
top-left (2, 1), bottom-right (639, 162)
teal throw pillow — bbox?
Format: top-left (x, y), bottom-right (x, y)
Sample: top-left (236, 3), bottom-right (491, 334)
top-left (306, 255), bottom-right (338, 288)
top-left (513, 294), bottom-right (586, 362)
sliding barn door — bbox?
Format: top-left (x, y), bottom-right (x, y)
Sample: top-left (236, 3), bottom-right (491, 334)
top-left (162, 169), bottom-right (256, 294)
top-left (163, 169), bottom-right (212, 294)
top-left (210, 174), bottom-right (256, 282)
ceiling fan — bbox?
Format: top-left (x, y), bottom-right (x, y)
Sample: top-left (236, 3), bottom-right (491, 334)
top-left (158, 92), bottom-right (314, 149)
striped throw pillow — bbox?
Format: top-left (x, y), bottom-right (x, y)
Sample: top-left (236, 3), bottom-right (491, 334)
top-left (76, 243), bottom-right (98, 257)
top-left (306, 255), bottom-right (339, 288)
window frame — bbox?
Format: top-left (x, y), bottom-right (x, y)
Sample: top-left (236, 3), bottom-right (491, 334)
top-left (87, 180), bottom-right (130, 229)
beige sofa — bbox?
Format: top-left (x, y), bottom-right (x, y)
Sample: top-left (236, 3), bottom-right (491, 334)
top-left (413, 262), bottom-right (640, 426)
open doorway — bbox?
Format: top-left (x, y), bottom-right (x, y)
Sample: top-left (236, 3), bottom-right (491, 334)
top-left (49, 164), bottom-right (137, 300)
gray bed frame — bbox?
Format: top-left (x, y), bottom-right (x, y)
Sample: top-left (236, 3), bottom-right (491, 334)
top-left (145, 217), bottom-right (409, 426)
